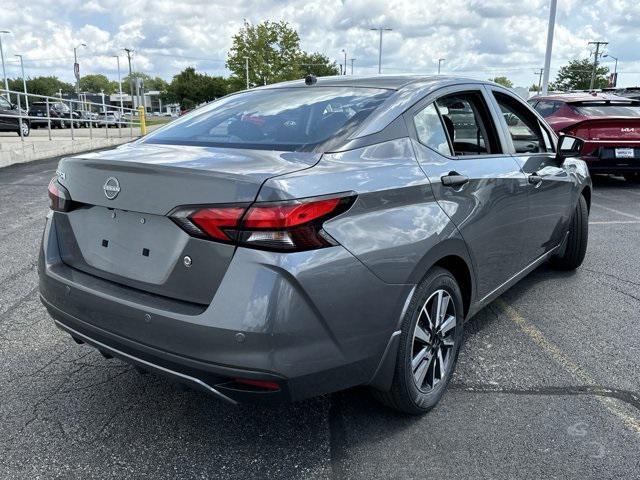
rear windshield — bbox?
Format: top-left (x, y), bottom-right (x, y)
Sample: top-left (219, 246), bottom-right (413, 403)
top-left (570, 102), bottom-right (640, 117)
top-left (143, 87), bottom-right (393, 151)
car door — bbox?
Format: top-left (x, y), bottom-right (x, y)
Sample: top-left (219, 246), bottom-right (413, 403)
top-left (406, 85), bottom-right (530, 301)
top-left (487, 87), bottom-right (574, 262)
top-left (0, 95), bottom-right (16, 131)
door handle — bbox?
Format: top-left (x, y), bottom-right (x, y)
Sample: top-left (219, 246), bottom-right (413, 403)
top-left (528, 174), bottom-right (543, 185)
top-left (441, 172), bottom-right (469, 187)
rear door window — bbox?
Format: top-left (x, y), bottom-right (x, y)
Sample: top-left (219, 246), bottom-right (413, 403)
top-left (493, 92), bottom-right (549, 154)
top-left (435, 92), bottom-right (501, 156)
top-left (533, 100), bottom-right (561, 118)
top-left (143, 87), bottom-right (393, 151)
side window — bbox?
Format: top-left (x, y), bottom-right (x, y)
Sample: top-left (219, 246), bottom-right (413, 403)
top-left (494, 92), bottom-right (548, 154)
top-left (413, 103), bottom-right (452, 156)
top-left (0, 96), bottom-right (11, 109)
top-left (435, 92), bottom-right (501, 156)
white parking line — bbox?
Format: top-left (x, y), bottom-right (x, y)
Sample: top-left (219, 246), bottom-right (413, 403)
top-left (496, 299), bottom-right (640, 435)
top-left (591, 203), bottom-right (640, 221)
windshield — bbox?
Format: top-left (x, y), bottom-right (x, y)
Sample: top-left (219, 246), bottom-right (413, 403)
top-left (570, 102), bottom-right (640, 117)
top-left (143, 87), bottom-right (393, 151)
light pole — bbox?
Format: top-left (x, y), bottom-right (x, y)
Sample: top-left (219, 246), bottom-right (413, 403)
top-left (541, 0), bottom-right (557, 95)
top-left (0, 30), bottom-right (10, 100)
top-left (603, 54), bottom-right (618, 87)
top-left (73, 43), bottom-right (87, 96)
top-left (244, 56), bottom-right (249, 89)
top-left (14, 54), bottom-right (28, 109)
top-left (341, 49), bottom-right (347, 75)
top-left (370, 27), bottom-right (392, 74)
top-left (349, 58), bottom-right (356, 75)
top-left (114, 55), bottom-right (124, 116)
top-left (437, 58), bottom-right (445, 75)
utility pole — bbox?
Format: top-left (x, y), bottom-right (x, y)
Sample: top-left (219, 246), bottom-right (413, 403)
top-left (0, 30), bottom-right (10, 100)
top-left (349, 58), bottom-right (355, 75)
top-left (535, 68), bottom-right (544, 92)
top-left (14, 54), bottom-right (28, 109)
top-left (73, 43), bottom-right (87, 97)
top-left (588, 41), bottom-right (608, 90)
top-left (341, 49), bottom-right (347, 75)
top-left (114, 55), bottom-right (123, 116)
top-left (541, 0), bottom-right (557, 95)
top-left (244, 56), bottom-right (249, 89)
top-left (437, 58), bottom-right (445, 75)
top-left (603, 54), bottom-right (618, 87)
top-left (370, 27), bottom-right (392, 74)
top-left (123, 48), bottom-right (134, 107)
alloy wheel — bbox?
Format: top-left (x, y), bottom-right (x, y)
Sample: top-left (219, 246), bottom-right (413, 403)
top-left (411, 289), bottom-right (457, 391)
top-left (21, 122), bottom-right (29, 136)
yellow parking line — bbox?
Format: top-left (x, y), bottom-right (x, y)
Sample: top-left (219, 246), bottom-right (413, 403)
top-left (495, 299), bottom-right (640, 434)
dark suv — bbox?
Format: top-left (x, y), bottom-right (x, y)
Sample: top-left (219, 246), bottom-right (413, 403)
top-left (39, 76), bottom-right (591, 414)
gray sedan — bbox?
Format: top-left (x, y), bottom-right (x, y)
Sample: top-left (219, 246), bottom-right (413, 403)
top-left (39, 75), bottom-right (591, 414)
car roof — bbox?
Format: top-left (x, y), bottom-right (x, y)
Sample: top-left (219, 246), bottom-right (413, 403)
top-left (255, 74), bottom-right (488, 91)
top-left (531, 92), bottom-right (638, 103)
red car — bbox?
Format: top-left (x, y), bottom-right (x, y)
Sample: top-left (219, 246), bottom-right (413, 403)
top-left (529, 93), bottom-right (640, 181)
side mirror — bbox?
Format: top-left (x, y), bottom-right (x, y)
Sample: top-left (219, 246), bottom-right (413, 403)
top-left (556, 134), bottom-right (584, 160)
top-left (11, 103), bottom-right (18, 110)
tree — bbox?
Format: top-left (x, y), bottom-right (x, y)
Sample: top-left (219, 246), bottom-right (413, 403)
top-left (298, 52), bottom-right (340, 77)
top-left (79, 74), bottom-right (117, 94)
top-left (489, 76), bottom-right (513, 88)
top-left (122, 72), bottom-right (168, 92)
top-left (164, 67), bottom-right (228, 108)
top-left (529, 83), bottom-right (541, 92)
top-left (8, 76), bottom-right (74, 97)
top-left (226, 20), bottom-right (303, 88)
top-left (550, 58), bottom-right (609, 91)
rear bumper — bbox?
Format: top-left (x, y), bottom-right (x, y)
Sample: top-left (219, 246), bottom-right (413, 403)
top-left (39, 213), bottom-right (410, 403)
top-left (582, 143), bottom-right (640, 173)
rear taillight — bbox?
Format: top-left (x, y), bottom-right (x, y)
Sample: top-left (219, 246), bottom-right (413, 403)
top-left (48, 178), bottom-right (73, 212)
top-left (170, 194), bottom-right (355, 251)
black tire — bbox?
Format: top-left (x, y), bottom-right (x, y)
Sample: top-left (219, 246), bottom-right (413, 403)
top-left (373, 267), bottom-right (464, 414)
top-left (550, 194), bottom-right (588, 270)
top-left (17, 121), bottom-right (30, 137)
top-left (624, 173), bottom-right (640, 183)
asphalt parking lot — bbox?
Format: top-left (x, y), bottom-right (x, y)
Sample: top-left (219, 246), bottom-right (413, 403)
top-left (1, 157), bottom-right (639, 479)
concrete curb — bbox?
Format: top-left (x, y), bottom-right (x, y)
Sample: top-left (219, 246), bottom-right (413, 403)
top-left (0, 136), bottom-right (138, 169)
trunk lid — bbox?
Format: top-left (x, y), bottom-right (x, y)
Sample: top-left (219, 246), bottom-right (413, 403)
top-left (565, 117), bottom-right (640, 141)
top-left (54, 143), bottom-right (319, 305)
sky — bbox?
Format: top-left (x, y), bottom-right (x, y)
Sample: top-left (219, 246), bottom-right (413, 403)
top-left (1, 0), bottom-right (640, 88)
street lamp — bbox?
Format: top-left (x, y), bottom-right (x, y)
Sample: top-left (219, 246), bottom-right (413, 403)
top-left (73, 43), bottom-right (87, 96)
top-left (603, 54), bottom-right (618, 87)
top-left (14, 54), bottom-right (28, 109)
top-left (243, 56), bottom-right (249, 89)
top-left (438, 58), bottom-right (445, 75)
top-left (0, 30), bottom-right (11, 100)
top-left (369, 27), bottom-right (392, 74)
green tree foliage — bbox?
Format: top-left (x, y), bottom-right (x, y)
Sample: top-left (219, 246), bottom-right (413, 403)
top-left (298, 52), bottom-right (340, 77)
top-left (7, 76), bottom-right (74, 97)
top-left (550, 58), bottom-right (609, 91)
top-left (79, 74), bottom-right (118, 94)
top-left (163, 67), bottom-right (228, 108)
top-left (529, 83), bottom-right (541, 92)
top-left (489, 76), bottom-right (514, 88)
top-left (227, 20), bottom-right (302, 88)
top-left (122, 72), bottom-right (168, 92)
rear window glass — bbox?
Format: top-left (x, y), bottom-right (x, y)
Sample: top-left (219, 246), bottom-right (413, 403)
top-left (144, 87), bottom-right (393, 151)
top-left (570, 102), bottom-right (640, 116)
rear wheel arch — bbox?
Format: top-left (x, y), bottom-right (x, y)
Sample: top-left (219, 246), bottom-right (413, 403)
top-left (433, 255), bottom-right (472, 319)
top-left (581, 186), bottom-right (591, 212)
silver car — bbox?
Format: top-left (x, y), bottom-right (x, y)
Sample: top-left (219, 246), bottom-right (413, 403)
top-left (39, 75), bottom-right (591, 414)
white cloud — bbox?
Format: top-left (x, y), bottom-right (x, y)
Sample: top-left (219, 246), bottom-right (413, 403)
top-left (1, 0), bottom-right (638, 87)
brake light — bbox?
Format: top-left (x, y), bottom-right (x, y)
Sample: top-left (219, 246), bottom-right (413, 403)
top-left (170, 195), bottom-right (354, 251)
top-left (48, 178), bottom-right (73, 212)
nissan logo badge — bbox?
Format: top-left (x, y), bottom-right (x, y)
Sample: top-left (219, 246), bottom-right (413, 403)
top-left (103, 177), bottom-right (121, 200)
